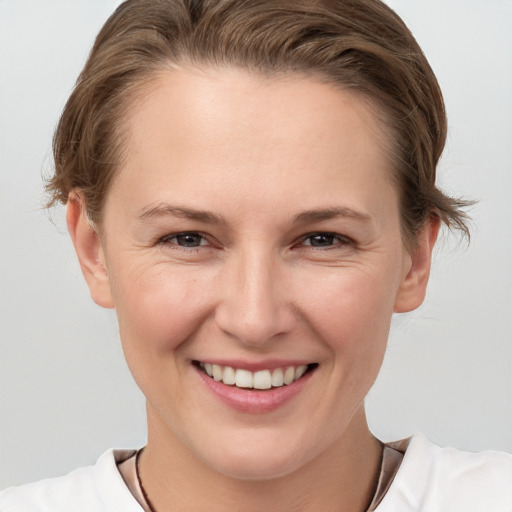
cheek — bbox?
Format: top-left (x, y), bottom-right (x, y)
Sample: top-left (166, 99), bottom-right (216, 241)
top-left (112, 265), bottom-right (216, 356)
top-left (295, 263), bottom-right (400, 388)
top-left (299, 266), bottom-right (398, 340)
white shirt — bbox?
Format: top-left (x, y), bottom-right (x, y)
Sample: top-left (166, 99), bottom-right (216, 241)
top-left (1, 433), bottom-right (512, 511)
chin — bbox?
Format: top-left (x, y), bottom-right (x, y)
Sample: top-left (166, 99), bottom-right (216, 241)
top-left (207, 451), bottom-right (306, 482)
top-left (194, 429), bottom-right (315, 482)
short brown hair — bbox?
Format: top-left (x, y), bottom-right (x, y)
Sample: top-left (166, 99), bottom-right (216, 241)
top-left (48, 0), bottom-right (470, 245)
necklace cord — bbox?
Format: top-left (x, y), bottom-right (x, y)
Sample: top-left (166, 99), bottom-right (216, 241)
top-left (135, 448), bottom-right (158, 512)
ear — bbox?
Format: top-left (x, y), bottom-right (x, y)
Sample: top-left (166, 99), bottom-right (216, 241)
top-left (66, 191), bottom-right (115, 309)
top-left (394, 216), bottom-right (440, 313)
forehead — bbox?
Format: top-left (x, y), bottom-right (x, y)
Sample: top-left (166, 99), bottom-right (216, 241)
top-left (109, 67), bottom-right (397, 222)
top-left (126, 67), bottom-right (390, 150)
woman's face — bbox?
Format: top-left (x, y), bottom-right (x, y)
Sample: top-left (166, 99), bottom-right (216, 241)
top-left (73, 68), bottom-right (434, 480)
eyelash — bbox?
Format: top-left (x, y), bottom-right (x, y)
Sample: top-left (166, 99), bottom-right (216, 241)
top-left (299, 232), bottom-right (353, 249)
top-left (158, 232), bottom-right (211, 249)
top-left (158, 231), bottom-right (353, 250)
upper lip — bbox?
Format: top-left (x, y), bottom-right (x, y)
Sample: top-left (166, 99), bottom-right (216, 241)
top-left (193, 359), bottom-right (316, 372)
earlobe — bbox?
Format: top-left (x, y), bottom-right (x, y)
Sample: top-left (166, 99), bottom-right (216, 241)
top-left (394, 216), bottom-right (440, 313)
top-left (66, 191), bottom-right (115, 309)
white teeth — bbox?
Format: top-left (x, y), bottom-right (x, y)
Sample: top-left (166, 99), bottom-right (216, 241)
top-left (222, 366), bottom-right (236, 385)
top-left (283, 366), bottom-right (295, 385)
top-left (295, 365), bottom-right (307, 379)
top-left (212, 364), bottom-right (223, 381)
top-left (235, 369), bottom-right (253, 388)
top-left (253, 370), bottom-right (272, 390)
top-left (199, 362), bottom-right (313, 389)
top-left (271, 368), bottom-right (284, 387)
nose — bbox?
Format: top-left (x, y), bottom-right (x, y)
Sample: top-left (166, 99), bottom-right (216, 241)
top-left (214, 246), bottom-right (295, 347)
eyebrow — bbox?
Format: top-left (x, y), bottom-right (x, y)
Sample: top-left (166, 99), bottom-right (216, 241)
top-left (138, 204), bottom-right (226, 225)
top-left (292, 207), bottom-right (372, 225)
top-left (137, 203), bottom-right (371, 226)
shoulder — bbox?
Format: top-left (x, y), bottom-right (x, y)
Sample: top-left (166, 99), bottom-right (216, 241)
top-left (377, 433), bottom-right (512, 512)
top-left (0, 449), bottom-right (142, 512)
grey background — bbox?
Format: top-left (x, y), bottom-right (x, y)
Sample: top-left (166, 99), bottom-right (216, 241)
top-left (1, 0), bottom-right (511, 489)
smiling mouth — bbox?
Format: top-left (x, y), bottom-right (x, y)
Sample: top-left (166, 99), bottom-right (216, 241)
top-left (195, 362), bottom-right (318, 390)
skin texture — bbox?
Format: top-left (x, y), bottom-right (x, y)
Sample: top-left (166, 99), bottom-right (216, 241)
top-left (67, 68), bottom-right (439, 512)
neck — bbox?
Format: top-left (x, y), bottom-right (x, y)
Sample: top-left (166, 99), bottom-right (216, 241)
top-left (139, 406), bottom-right (382, 512)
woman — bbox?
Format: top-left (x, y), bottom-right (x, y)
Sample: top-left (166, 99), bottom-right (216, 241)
top-left (1, 0), bottom-right (511, 510)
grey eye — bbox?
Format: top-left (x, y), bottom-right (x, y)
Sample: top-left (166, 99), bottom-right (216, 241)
top-left (172, 233), bottom-right (205, 247)
top-left (306, 233), bottom-right (337, 247)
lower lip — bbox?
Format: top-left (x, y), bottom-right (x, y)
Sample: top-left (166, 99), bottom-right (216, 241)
top-left (195, 366), bottom-right (315, 413)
